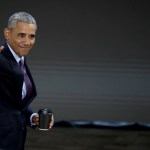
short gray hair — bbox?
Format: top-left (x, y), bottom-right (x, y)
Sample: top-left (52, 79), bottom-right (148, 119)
top-left (7, 12), bottom-right (37, 30)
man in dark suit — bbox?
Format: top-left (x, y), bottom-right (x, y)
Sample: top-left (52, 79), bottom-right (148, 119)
top-left (0, 12), bottom-right (54, 150)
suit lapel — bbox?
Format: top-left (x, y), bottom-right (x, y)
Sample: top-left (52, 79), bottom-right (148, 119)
top-left (2, 42), bottom-right (37, 110)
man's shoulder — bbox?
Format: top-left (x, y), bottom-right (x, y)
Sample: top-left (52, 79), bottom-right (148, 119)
top-left (0, 50), bottom-right (6, 60)
top-left (0, 53), bottom-right (8, 70)
top-left (0, 48), bottom-right (12, 69)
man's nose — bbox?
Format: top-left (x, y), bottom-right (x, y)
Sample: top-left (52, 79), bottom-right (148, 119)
top-left (24, 37), bottom-right (31, 45)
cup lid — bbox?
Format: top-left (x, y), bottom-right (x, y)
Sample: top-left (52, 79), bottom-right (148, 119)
top-left (38, 108), bottom-right (52, 114)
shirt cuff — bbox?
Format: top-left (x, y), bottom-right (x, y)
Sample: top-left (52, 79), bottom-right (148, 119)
top-left (30, 113), bottom-right (38, 125)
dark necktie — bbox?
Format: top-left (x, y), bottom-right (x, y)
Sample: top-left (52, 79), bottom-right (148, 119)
top-left (19, 59), bottom-right (33, 99)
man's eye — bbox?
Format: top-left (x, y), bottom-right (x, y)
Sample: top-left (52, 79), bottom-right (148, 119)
top-left (30, 35), bottom-right (35, 39)
top-left (18, 33), bottom-right (25, 38)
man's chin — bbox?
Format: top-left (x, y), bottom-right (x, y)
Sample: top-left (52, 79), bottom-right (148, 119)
top-left (19, 52), bottom-right (29, 57)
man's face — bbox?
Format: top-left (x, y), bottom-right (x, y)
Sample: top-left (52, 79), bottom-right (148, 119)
top-left (4, 21), bottom-right (36, 57)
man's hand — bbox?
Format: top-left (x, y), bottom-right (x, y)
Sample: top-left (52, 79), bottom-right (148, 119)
top-left (0, 46), bottom-right (4, 52)
top-left (32, 113), bottom-right (39, 125)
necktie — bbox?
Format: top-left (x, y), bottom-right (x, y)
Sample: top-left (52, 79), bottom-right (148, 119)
top-left (19, 59), bottom-right (33, 99)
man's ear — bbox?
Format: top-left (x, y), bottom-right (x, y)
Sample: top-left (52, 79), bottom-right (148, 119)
top-left (4, 28), bottom-right (10, 40)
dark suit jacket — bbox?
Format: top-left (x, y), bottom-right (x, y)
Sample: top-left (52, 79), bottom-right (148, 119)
top-left (0, 42), bottom-right (37, 150)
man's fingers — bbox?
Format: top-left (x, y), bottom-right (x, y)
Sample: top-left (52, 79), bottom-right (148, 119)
top-left (49, 114), bottom-right (54, 129)
top-left (0, 46), bottom-right (4, 52)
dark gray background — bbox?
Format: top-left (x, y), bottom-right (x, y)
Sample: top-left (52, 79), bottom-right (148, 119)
top-left (0, 0), bottom-right (150, 122)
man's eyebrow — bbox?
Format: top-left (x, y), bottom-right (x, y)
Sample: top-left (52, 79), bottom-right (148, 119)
top-left (19, 32), bottom-right (25, 34)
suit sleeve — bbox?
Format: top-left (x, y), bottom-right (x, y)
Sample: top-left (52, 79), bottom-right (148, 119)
top-left (24, 106), bottom-right (37, 129)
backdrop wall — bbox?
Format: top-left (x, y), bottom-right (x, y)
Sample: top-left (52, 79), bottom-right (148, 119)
top-left (0, 0), bottom-right (150, 122)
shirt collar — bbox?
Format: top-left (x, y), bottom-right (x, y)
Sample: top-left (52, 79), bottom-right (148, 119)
top-left (6, 42), bottom-right (24, 63)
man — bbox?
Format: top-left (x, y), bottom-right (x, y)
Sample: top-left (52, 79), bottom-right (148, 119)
top-left (0, 12), bottom-right (54, 149)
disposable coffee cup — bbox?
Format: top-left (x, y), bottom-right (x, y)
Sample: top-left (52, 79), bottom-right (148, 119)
top-left (38, 108), bottom-right (52, 131)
